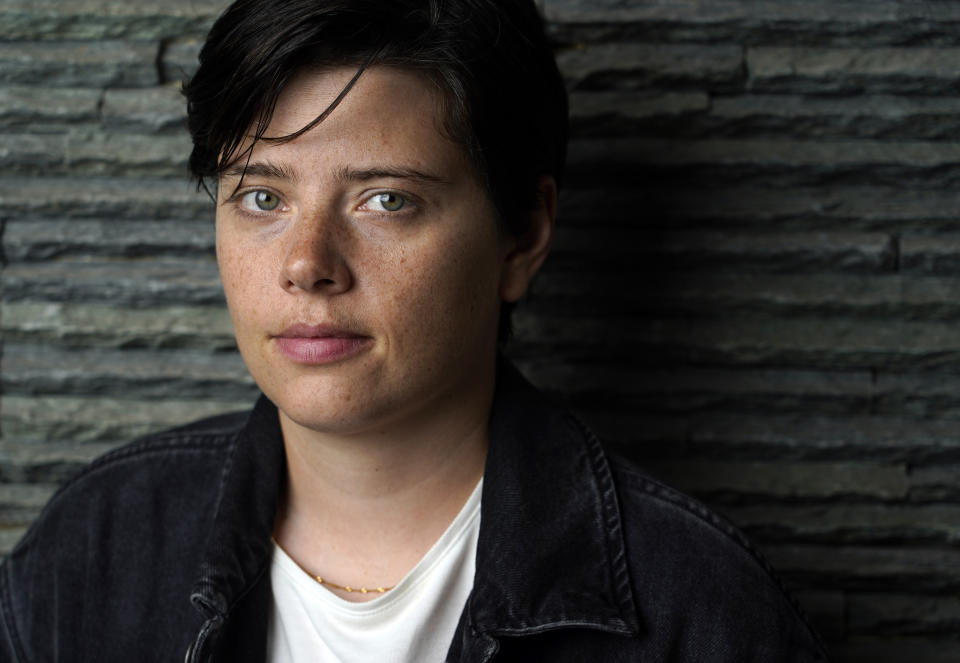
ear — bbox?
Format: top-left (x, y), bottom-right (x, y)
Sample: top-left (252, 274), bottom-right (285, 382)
top-left (499, 176), bottom-right (557, 303)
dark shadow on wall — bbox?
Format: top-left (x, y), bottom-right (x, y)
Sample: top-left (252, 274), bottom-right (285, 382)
top-left (506, 23), bottom-right (960, 657)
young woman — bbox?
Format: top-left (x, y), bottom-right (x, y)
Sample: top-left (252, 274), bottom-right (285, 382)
top-left (0, 1), bottom-right (829, 661)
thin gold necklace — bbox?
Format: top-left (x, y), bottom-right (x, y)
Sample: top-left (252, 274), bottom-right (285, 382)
top-left (272, 537), bottom-right (395, 595)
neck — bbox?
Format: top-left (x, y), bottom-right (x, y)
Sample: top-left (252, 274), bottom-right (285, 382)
top-left (272, 365), bottom-right (494, 601)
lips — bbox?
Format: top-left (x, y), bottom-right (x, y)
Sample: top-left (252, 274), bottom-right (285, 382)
top-left (273, 324), bottom-right (372, 364)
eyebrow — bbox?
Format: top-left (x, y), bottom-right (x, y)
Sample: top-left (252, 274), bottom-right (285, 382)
top-left (333, 166), bottom-right (450, 186)
top-left (221, 161), bottom-right (298, 182)
top-left (220, 160), bottom-right (450, 187)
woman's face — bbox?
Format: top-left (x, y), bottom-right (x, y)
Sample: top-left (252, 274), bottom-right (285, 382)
top-left (216, 66), bottom-right (535, 437)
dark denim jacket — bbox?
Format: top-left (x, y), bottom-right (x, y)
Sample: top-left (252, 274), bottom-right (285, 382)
top-left (0, 364), bottom-right (829, 662)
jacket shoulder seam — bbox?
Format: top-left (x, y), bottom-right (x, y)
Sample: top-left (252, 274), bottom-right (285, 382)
top-left (80, 433), bottom-right (235, 482)
top-left (611, 456), bottom-right (784, 575)
top-left (608, 454), bottom-right (829, 656)
top-left (10, 432), bottom-right (238, 557)
top-left (612, 458), bottom-right (750, 547)
top-left (95, 432), bottom-right (232, 463)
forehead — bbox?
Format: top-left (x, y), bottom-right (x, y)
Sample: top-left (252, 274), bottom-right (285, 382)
top-left (228, 66), bottom-right (464, 176)
top-left (273, 66), bottom-right (436, 132)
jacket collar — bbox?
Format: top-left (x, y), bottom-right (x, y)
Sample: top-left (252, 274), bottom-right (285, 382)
top-left (189, 395), bottom-right (285, 623)
top-left (467, 362), bottom-right (639, 638)
top-left (188, 361), bottom-right (639, 651)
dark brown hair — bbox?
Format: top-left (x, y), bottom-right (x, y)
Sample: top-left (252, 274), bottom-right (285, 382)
top-left (184, 0), bottom-right (568, 336)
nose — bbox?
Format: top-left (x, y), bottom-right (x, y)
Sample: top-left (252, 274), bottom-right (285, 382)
top-left (279, 214), bottom-right (354, 294)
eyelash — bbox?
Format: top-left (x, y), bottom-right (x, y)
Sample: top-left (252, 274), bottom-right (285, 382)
top-left (226, 188), bottom-right (287, 217)
top-left (359, 191), bottom-right (414, 214)
top-left (227, 188), bottom-right (419, 218)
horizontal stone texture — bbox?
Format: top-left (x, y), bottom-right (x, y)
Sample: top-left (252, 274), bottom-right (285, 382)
top-left (0, 41), bottom-right (158, 87)
top-left (558, 43), bottom-right (744, 91)
top-left (0, 87), bottom-right (101, 130)
top-left (748, 47), bottom-right (960, 95)
top-left (3, 1), bottom-right (960, 660)
top-left (544, 1), bottom-right (960, 47)
top-left (0, 0), bottom-right (224, 41)
top-left (2, 396), bottom-right (253, 444)
top-left (0, 177), bottom-right (213, 218)
top-left (2, 302), bottom-right (235, 349)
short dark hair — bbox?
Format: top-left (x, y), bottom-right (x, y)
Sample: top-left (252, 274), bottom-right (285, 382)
top-left (184, 0), bottom-right (568, 337)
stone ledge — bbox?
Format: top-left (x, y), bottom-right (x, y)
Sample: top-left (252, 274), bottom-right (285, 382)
top-left (643, 459), bottom-right (909, 500)
top-left (557, 43), bottom-right (744, 91)
top-left (161, 37), bottom-right (202, 84)
top-left (511, 310), bottom-right (960, 370)
top-left (723, 504), bottom-right (960, 545)
top-left (547, 2), bottom-right (960, 49)
top-left (545, 1), bottom-right (960, 24)
top-left (568, 137), bottom-right (960, 168)
top-left (0, 177), bottom-right (212, 219)
top-left (0, 484), bottom-right (59, 528)
top-left (875, 373), bottom-right (960, 420)
top-left (748, 47), bottom-right (960, 94)
top-left (517, 359), bottom-right (873, 415)
top-left (568, 90), bottom-right (710, 137)
top-left (531, 272), bottom-right (960, 322)
top-left (531, 272), bottom-right (905, 318)
top-left (690, 414), bottom-right (960, 464)
top-left (0, 132), bottom-right (190, 177)
top-left (699, 94), bottom-right (960, 141)
top-left (0, 86), bottom-right (101, 129)
top-left (0, 441), bottom-right (119, 483)
top-left (0, 529), bottom-right (28, 557)
top-left (3, 344), bottom-right (255, 400)
top-left (0, 41), bottom-right (158, 88)
top-left (549, 227), bottom-right (896, 273)
top-left (764, 543), bottom-right (960, 591)
top-left (4, 219), bottom-right (215, 261)
top-left (102, 86), bottom-right (186, 133)
top-left (908, 465), bottom-right (960, 502)
top-left (847, 592), bottom-right (960, 636)
top-left (578, 410), bottom-right (960, 463)
top-left (0, 0), bottom-right (224, 41)
top-left (566, 138), bottom-right (960, 189)
top-left (1, 302), bottom-right (235, 351)
top-left (3, 260), bottom-right (223, 307)
top-left (559, 186), bottom-right (960, 232)
top-left (1, 396), bottom-right (254, 446)
top-left (901, 235), bottom-right (960, 275)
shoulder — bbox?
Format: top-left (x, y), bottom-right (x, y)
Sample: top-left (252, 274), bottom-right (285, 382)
top-left (6, 408), bottom-right (251, 559)
top-left (606, 450), bottom-right (769, 570)
top-left (0, 407), bottom-right (254, 661)
top-left (604, 450), bottom-right (828, 661)
top-left (20, 408), bottom-right (250, 545)
top-left (86, 407), bottom-right (249, 469)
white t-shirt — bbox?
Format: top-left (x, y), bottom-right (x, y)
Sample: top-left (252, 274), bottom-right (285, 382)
top-left (267, 479), bottom-right (482, 663)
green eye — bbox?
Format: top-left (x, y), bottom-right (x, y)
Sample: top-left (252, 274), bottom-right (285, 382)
top-left (253, 191), bottom-right (280, 211)
top-left (376, 193), bottom-right (405, 212)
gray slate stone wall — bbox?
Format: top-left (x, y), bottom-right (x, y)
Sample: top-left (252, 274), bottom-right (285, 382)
top-left (2, 1), bottom-right (959, 659)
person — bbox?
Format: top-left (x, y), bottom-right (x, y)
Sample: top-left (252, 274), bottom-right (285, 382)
top-left (0, 0), bottom-right (830, 661)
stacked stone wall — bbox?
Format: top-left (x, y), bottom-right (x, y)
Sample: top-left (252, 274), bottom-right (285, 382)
top-left (2, 1), bottom-right (960, 659)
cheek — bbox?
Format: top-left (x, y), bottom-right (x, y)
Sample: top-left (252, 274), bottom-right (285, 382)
top-left (378, 227), bottom-right (502, 338)
top-left (217, 231), bottom-right (269, 333)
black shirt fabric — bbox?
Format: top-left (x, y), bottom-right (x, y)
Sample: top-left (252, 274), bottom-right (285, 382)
top-left (0, 363), bottom-right (830, 661)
